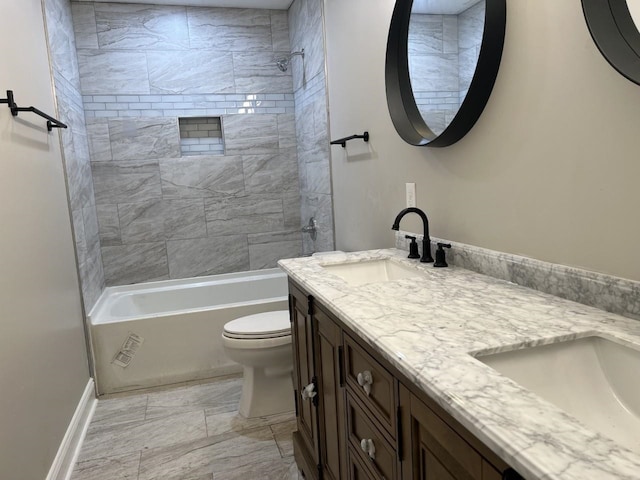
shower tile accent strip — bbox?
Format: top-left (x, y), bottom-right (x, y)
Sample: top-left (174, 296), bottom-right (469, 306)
top-left (82, 93), bottom-right (296, 118)
top-left (396, 231), bottom-right (640, 321)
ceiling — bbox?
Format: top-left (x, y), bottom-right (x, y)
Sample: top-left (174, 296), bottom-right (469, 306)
top-left (82, 0), bottom-right (294, 9)
top-left (412, 0), bottom-right (481, 15)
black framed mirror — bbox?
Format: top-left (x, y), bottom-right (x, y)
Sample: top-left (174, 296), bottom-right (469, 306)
top-left (582, 0), bottom-right (640, 85)
top-left (385, 0), bottom-right (506, 147)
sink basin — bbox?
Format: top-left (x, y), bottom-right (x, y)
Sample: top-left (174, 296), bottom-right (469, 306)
top-left (476, 336), bottom-right (640, 454)
top-left (321, 259), bottom-right (423, 286)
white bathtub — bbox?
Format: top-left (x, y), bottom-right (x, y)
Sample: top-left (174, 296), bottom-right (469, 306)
top-left (88, 268), bottom-right (289, 395)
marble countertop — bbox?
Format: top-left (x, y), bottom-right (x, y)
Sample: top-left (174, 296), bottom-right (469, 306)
top-left (278, 249), bottom-right (640, 480)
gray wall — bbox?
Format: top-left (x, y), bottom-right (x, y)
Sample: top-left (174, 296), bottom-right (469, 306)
top-left (289, 0), bottom-right (334, 254)
top-left (0, 2), bottom-right (90, 478)
top-left (45, 0), bottom-right (105, 311)
top-left (325, 0), bottom-right (640, 282)
top-left (72, 2), bottom-right (303, 285)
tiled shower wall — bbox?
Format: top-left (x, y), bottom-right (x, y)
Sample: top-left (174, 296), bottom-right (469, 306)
top-left (409, 1), bottom-right (485, 135)
top-left (289, 0), bottom-right (335, 255)
top-left (44, 0), bottom-right (105, 310)
top-left (71, 2), bottom-right (304, 285)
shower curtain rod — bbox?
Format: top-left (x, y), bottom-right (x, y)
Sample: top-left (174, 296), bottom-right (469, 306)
top-left (1, 90), bottom-right (68, 132)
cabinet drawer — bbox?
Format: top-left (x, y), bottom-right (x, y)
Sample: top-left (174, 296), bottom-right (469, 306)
top-left (344, 334), bottom-right (396, 438)
top-left (346, 393), bottom-right (398, 480)
top-left (348, 445), bottom-right (377, 480)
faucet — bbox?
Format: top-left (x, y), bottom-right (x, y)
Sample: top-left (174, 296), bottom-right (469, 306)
top-left (391, 207), bottom-right (434, 263)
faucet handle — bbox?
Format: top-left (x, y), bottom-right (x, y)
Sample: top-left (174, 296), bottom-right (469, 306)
top-left (433, 243), bottom-right (452, 267)
top-left (405, 235), bottom-right (420, 259)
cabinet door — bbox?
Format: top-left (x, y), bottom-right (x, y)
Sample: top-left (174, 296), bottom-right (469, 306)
top-left (400, 385), bottom-right (482, 480)
top-left (400, 386), bottom-right (524, 480)
top-left (315, 305), bottom-right (346, 480)
top-left (289, 283), bottom-right (319, 478)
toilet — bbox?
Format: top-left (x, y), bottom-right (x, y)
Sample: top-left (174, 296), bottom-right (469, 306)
top-left (221, 310), bottom-right (294, 418)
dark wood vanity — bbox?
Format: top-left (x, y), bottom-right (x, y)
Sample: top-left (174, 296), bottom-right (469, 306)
top-left (288, 279), bottom-right (523, 480)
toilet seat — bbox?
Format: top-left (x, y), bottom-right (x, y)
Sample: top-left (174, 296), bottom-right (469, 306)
top-left (223, 310), bottom-right (290, 340)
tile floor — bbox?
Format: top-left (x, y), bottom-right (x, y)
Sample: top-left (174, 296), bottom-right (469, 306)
top-left (71, 375), bottom-right (300, 480)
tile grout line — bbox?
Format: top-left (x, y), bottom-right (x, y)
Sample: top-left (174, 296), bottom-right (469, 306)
top-left (136, 450), bottom-right (142, 480)
top-left (143, 394), bottom-right (150, 421)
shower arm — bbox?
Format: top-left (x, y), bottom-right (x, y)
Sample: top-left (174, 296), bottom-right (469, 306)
top-left (276, 49), bottom-right (305, 72)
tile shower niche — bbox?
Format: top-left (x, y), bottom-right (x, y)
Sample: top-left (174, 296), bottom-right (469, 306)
top-left (178, 117), bottom-right (224, 156)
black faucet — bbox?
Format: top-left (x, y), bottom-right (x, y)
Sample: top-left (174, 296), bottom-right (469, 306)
top-left (391, 207), bottom-right (434, 263)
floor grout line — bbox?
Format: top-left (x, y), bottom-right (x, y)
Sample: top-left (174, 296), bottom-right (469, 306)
top-left (136, 450), bottom-right (142, 480)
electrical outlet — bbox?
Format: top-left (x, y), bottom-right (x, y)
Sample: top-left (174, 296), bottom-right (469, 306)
top-left (406, 183), bottom-right (416, 207)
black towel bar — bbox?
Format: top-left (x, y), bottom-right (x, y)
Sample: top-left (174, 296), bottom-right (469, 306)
top-left (0, 90), bottom-right (67, 132)
top-left (330, 131), bottom-right (369, 148)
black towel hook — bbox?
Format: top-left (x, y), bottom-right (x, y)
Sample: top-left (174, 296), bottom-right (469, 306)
top-left (330, 131), bottom-right (369, 148)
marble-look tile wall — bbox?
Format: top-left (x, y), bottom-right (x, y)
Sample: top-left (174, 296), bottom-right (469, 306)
top-left (409, 1), bottom-right (484, 135)
top-left (458, 1), bottom-right (485, 97)
top-left (44, 0), bottom-right (105, 311)
top-left (289, 0), bottom-right (335, 254)
top-left (71, 2), bottom-right (303, 285)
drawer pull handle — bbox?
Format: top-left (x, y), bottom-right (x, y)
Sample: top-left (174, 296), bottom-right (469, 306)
top-left (357, 370), bottom-right (373, 396)
top-left (360, 438), bottom-right (376, 461)
top-left (301, 381), bottom-right (316, 401)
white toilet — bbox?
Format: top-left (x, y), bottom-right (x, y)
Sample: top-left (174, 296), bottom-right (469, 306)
top-left (221, 310), bottom-right (294, 418)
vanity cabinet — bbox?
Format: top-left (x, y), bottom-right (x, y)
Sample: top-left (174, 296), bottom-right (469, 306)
top-left (288, 280), bottom-right (523, 480)
top-left (289, 282), bottom-right (319, 479)
top-left (290, 281), bottom-right (347, 480)
top-left (315, 301), bottom-right (346, 480)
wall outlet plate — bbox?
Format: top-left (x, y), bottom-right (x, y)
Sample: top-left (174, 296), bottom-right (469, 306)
top-left (406, 183), bottom-right (416, 207)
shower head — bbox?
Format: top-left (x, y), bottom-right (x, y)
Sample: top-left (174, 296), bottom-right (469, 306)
top-left (275, 49), bottom-right (304, 72)
top-left (276, 57), bottom-right (289, 72)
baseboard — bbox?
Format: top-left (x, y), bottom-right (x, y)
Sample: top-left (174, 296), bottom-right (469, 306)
top-left (46, 379), bottom-right (97, 480)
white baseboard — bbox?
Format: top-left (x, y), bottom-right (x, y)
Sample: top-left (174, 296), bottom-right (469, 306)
top-left (46, 379), bottom-right (97, 480)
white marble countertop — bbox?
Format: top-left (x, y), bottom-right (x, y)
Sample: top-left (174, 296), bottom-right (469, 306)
top-left (278, 249), bottom-right (640, 480)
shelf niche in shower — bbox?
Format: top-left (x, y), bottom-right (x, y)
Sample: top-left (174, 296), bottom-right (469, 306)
top-left (178, 116), bottom-right (224, 156)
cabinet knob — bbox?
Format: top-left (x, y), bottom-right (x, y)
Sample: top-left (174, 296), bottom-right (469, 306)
top-left (301, 381), bottom-right (316, 401)
top-left (357, 370), bottom-right (373, 396)
top-left (360, 438), bottom-right (376, 460)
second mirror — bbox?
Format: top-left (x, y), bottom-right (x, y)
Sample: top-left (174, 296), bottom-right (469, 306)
top-left (386, 0), bottom-right (506, 147)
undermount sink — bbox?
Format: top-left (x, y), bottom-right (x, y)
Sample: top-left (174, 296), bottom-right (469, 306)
top-left (476, 336), bottom-right (640, 454)
top-left (321, 259), bottom-right (424, 286)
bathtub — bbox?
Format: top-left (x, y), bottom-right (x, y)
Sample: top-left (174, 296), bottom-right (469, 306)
top-left (88, 268), bottom-right (289, 395)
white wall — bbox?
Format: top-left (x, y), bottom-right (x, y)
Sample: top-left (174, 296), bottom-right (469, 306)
top-left (0, 1), bottom-right (90, 478)
top-left (324, 0), bottom-right (640, 281)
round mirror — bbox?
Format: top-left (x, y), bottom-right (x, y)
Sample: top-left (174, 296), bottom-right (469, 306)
top-left (385, 0), bottom-right (506, 147)
top-left (582, 0), bottom-right (640, 85)
top-left (627, 0), bottom-right (640, 30)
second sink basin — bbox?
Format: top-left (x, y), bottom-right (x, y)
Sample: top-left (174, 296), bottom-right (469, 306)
top-left (476, 336), bottom-right (640, 454)
top-left (321, 259), bottom-right (424, 286)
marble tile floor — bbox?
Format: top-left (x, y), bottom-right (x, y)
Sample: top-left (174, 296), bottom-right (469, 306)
top-left (71, 375), bottom-right (300, 480)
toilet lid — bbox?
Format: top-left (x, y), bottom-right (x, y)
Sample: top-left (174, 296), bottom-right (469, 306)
top-left (223, 310), bottom-right (291, 339)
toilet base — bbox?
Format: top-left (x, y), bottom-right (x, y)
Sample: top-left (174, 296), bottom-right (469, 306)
top-left (238, 366), bottom-right (294, 418)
